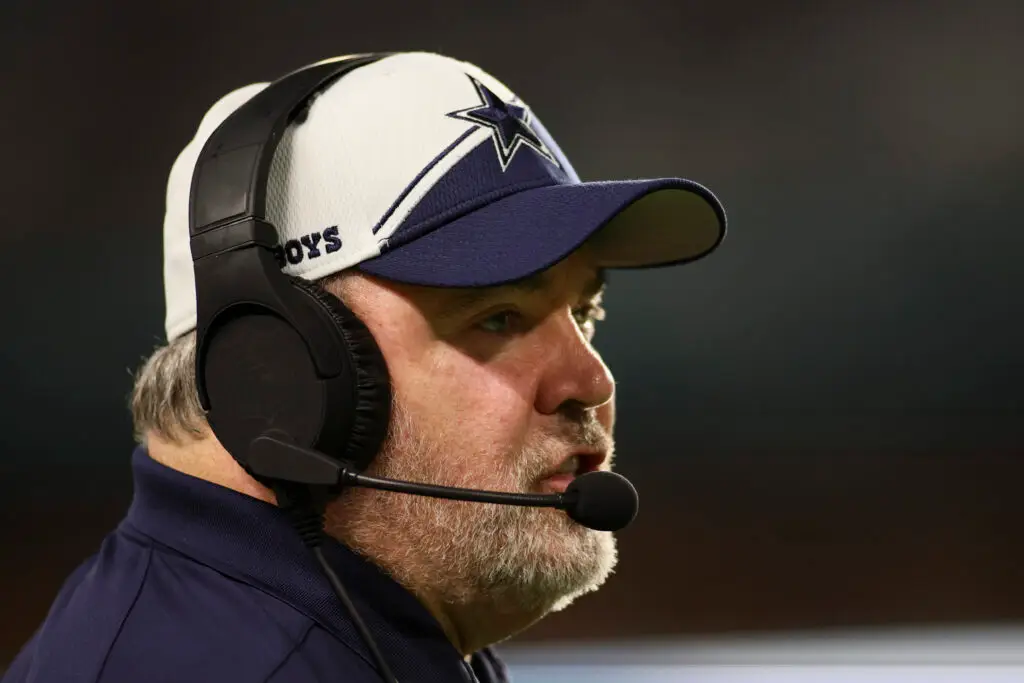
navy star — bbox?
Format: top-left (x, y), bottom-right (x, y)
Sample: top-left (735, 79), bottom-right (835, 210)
top-left (447, 75), bottom-right (559, 172)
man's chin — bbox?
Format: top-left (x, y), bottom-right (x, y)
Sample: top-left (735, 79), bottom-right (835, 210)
top-left (487, 515), bottom-right (618, 610)
top-left (560, 529), bottom-right (617, 606)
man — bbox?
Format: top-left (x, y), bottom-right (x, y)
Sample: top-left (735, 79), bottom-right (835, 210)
top-left (4, 52), bottom-right (725, 682)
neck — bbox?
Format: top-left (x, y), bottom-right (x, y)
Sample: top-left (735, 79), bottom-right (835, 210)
top-left (145, 431), bottom-right (278, 505)
top-left (415, 588), bottom-right (548, 657)
top-left (418, 595), bottom-right (474, 657)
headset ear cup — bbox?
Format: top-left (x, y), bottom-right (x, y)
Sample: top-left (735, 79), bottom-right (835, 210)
top-left (289, 277), bottom-right (392, 472)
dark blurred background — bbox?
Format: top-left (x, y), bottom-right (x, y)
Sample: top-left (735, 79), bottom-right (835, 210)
top-left (2, 0), bottom-right (1023, 669)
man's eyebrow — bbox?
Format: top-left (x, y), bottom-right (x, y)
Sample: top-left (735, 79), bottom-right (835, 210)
top-left (437, 269), bottom-right (606, 322)
top-left (439, 272), bottom-right (550, 319)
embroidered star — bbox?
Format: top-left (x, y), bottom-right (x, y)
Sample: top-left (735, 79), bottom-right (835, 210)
top-left (447, 75), bottom-right (559, 172)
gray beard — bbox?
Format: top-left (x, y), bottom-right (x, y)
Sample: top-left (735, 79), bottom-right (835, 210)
top-left (326, 402), bottom-right (617, 619)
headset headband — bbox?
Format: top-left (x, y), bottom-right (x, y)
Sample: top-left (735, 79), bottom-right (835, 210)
top-left (187, 54), bottom-right (387, 410)
top-left (190, 55), bottom-right (385, 232)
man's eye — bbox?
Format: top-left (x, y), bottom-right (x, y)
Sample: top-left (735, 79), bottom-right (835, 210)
top-left (477, 310), bottom-right (522, 334)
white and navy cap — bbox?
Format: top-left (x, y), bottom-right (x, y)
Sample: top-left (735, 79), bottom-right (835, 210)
top-left (163, 52), bottom-right (726, 342)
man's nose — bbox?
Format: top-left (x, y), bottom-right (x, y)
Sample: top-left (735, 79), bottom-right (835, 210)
top-left (533, 315), bottom-right (615, 417)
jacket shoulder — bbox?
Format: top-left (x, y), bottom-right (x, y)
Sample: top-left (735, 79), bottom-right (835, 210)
top-left (3, 532), bottom-right (315, 683)
top-left (97, 544), bottom-right (314, 683)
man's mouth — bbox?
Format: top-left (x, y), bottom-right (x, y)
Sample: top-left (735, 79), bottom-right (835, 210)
top-left (538, 452), bottom-right (606, 494)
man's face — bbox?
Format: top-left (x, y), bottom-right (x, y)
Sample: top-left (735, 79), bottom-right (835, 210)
top-left (328, 247), bottom-right (618, 616)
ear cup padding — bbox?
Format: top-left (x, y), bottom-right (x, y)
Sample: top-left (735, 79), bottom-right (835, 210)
top-left (289, 278), bottom-right (392, 473)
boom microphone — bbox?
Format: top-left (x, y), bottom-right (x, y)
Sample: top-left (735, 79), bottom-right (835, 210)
top-left (248, 433), bottom-right (639, 531)
top-left (343, 469), bottom-right (639, 532)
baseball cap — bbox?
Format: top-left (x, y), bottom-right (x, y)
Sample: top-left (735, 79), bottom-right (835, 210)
top-left (163, 52), bottom-right (726, 342)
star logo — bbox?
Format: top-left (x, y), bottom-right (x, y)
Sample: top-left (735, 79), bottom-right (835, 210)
top-left (447, 75), bottom-right (559, 172)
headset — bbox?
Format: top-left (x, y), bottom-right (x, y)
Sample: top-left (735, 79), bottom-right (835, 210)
top-left (188, 53), bottom-right (639, 682)
top-left (188, 53), bottom-right (401, 680)
top-left (189, 54), bottom-right (395, 495)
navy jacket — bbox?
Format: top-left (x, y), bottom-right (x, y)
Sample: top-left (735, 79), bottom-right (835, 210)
top-left (3, 448), bottom-right (509, 683)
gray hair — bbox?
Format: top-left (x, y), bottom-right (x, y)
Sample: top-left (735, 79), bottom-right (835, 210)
top-left (130, 330), bottom-right (206, 446)
top-left (130, 273), bottom-right (357, 446)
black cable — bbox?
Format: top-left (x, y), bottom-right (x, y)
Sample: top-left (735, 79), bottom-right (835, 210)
top-left (312, 546), bottom-right (398, 683)
top-left (275, 483), bottom-right (398, 683)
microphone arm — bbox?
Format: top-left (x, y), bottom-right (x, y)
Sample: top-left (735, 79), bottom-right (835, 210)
top-left (340, 470), bottom-right (571, 508)
top-left (247, 431), bottom-right (637, 532)
top-left (249, 431), bottom-right (575, 506)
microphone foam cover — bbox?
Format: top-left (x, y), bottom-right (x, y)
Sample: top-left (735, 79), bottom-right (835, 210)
top-left (564, 471), bottom-right (639, 531)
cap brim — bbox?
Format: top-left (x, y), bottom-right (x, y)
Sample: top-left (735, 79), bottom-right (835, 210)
top-left (358, 178), bottom-right (726, 287)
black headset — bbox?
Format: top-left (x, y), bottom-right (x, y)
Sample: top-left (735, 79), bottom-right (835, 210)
top-left (188, 54), bottom-right (396, 497)
top-left (188, 53), bottom-right (406, 681)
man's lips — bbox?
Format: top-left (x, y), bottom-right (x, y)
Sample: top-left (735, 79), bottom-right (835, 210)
top-left (539, 472), bottom-right (576, 493)
top-left (538, 451), bottom-right (607, 493)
